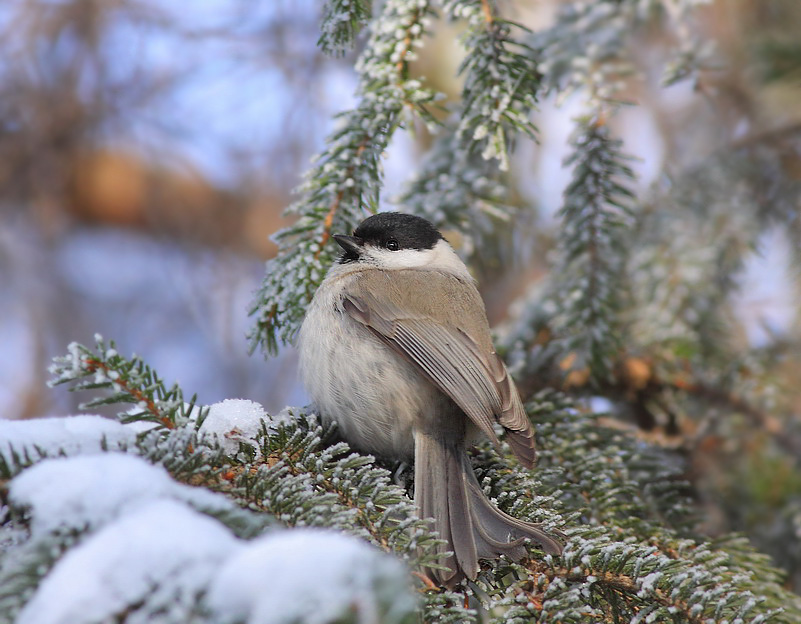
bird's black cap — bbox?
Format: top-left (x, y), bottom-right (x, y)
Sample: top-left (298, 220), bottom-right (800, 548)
top-left (335, 212), bottom-right (443, 263)
top-left (355, 212), bottom-right (442, 249)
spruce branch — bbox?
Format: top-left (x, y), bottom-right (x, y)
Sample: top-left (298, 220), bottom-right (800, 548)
top-left (0, 528), bottom-right (84, 622)
top-left (658, 0), bottom-right (716, 86)
top-left (498, 123), bottom-right (638, 392)
top-left (526, 392), bottom-right (695, 537)
top-left (47, 335), bottom-right (206, 431)
top-left (445, 0), bottom-right (541, 171)
top-left (534, 0), bottom-right (710, 103)
top-left (11, 343), bottom-right (801, 620)
top-left (399, 0), bottom-right (542, 257)
top-left (551, 112), bottom-right (635, 385)
top-left (496, 392), bottom-right (801, 623)
top-left (516, 541), bottom-right (782, 624)
top-left (248, 0), bottom-right (440, 355)
top-left (318, 0), bottom-right (372, 57)
top-left (223, 417), bottom-right (450, 574)
top-left (533, 1), bottom-right (637, 103)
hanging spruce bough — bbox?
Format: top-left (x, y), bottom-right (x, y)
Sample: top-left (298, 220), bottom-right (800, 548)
top-left (551, 112), bottom-right (635, 385)
top-left (444, 0), bottom-right (542, 171)
top-left (248, 0), bottom-right (440, 355)
top-left (534, 0), bottom-right (712, 101)
top-left (249, 0), bottom-right (547, 355)
top-left (399, 0), bottom-right (543, 256)
top-left (317, 0), bottom-right (372, 57)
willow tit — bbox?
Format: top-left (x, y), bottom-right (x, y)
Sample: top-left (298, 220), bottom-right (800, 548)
top-left (298, 212), bottom-right (563, 587)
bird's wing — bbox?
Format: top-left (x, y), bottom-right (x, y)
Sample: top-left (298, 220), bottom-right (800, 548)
top-left (342, 270), bottom-right (537, 468)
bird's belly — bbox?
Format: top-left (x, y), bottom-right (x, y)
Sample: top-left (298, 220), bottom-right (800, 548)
top-left (299, 302), bottom-right (441, 461)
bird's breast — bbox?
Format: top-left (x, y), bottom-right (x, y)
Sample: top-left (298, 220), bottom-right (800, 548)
top-left (298, 281), bottom-right (445, 461)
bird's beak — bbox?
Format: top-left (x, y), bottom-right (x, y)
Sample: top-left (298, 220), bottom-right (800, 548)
top-left (333, 235), bottom-right (364, 257)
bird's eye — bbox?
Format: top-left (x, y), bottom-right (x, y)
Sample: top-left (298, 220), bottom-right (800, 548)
top-left (386, 239), bottom-right (399, 251)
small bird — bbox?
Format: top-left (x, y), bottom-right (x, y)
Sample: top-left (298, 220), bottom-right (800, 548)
top-left (298, 212), bottom-right (563, 587)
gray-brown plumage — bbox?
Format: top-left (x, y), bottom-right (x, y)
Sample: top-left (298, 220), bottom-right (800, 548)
top-left (298, 213), bottom-right (564, 587)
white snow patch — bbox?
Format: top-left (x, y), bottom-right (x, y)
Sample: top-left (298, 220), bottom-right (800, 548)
top-left (16, 500), bottom-right (241, 624)
top-left (0, 415), bottom-right (137, 464)
top-left (9, 454), bottom-right (233, 535)
top-left (198, 398), bottom-right (266, 453)
top-left (197, 399), bottom-right (305, 454)
top-left (638, 571), bottom-right (662, 597)
top-left (207, 528), bottom-right (416, 624)
top-left (271, 404), bottom-right (307, 428)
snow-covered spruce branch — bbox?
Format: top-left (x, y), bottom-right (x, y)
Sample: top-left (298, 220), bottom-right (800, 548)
top-left (8, 345), bottom-right (801, 621)
top-left (1, 449), bottom-right (416, 623)
top-left (445, 0), bottom-right (541, 171)
top-left (248, 0), bottom-right (439, 355)
top-left (487, 392), bottom-right (801, 623)
top-left (218, 420), bottom-right (453, 576)
top-left (551, 113), bottom-right (635, 385)
top-left (152, 411), bottom-right (476, 620)
top-left (47, 335), bottom-right (206, 430)
top-left (35, 342), bottom-right (471, 620)
top-left (534, 0), bottom-right (711, 103)
top-left (524, 392), bottom-right (694, 534)
top-left (318, 0), bottom-right (372, 57)
top-left (512, 541), bottom-right (781, 624)
top-left (45, 339), bottom-right (445, 573)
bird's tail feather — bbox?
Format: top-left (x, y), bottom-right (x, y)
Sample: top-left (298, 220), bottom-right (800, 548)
top-left (414, 431), bottom-right (563, 588)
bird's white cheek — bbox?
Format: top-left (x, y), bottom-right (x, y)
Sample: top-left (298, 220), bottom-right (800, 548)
top-left (366, 248), bottom-right (430, 269)
top-left (364, 240), bottom-right (471, 277)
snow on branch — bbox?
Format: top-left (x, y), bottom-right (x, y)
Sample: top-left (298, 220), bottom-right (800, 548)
top-left (318, 0), bottom-right (372, 57)
top-left (5, 345), bottom-right (801, 621)
top-left (534, 0), bottom-right (712, 104)
top-left (3, 454), bottom-right (417, 624)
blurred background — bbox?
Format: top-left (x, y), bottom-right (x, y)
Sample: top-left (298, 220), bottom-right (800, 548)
top-left (0, 0), bottom-right (351, 418)
top-left (1, 0), bottom-right (801, 580)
